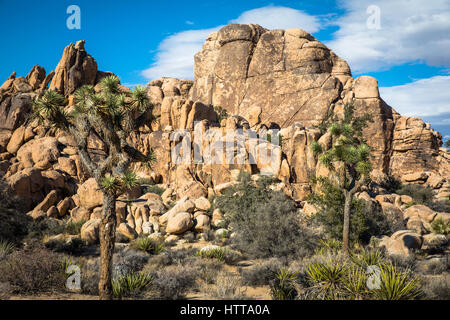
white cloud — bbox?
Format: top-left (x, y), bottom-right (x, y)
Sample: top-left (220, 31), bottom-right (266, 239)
top-left (141, 28), bottom-right (218, 80)
top-left (141, 6), bottom-right (321, 80)
top-left (326, 0), bottom-right (450, 73)
top-left (230, 6), bottom-right (321, 32)
top-left (380, 76), bottom-right (450, 122)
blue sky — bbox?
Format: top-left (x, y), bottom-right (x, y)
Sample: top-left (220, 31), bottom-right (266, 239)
top-left (1, 0), bottom-right (449, 140)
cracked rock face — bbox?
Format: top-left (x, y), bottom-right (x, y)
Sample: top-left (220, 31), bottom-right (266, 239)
top-left (190, 24), bottom-right (445, 176)
top-left (190, 24), bottom-right (394, 170)
top-left (190, 24), bottom-right (348, 128)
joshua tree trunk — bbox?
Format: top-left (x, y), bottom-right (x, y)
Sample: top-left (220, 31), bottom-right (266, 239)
top-left (342, 192), bottom-right (352, 255)
top-left (98, 191), bottom-right (117, 300)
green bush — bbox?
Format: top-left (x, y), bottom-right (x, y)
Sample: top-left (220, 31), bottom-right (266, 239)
top-left (308, 177), bottom-right (392, 244)
top-left (378, 175), bottom-right (402, 193)
top-left (431, 217), bottom-right (450, 235)
top-left (144, 185), bottom-right (165, 196)
top-left (396, 184), bottom-right (434, 205)
top-left (396, 184), bottom-right (450, 213)
top-left (65, 220), bottom-right (86, 235)
top-left (214, 106), bottom-right (228, 123)
top-left (212, 172), bottom-right (317, 259)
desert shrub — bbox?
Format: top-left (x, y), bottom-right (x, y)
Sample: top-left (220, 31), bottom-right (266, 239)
top-left (130, 236), bottom-right (165, 255)
top-left (396, 184), bottom-right (435, 206)
top-left (151, 265), bottom-right (197, 299)
top-left (80, 259), bottom-right (100, 295)
top-left (25, 218), bottom-right (65, 241)
top-left (309, 178), bottom-right (392, 245)
top-left (113, 249), bottom-right (149, 279)
top-left (112, 271), bottom-right (153, 299)
top-left (0, 245), bottom-right (65, 294)
top-left (212, 172), bottom-right (317, 259)
top-left (65, 220), bottom-right (85, 235)
top-left (422, 275), bottom-right (450, 299)
top-left (144, 185), bottom-right (165, 196)
top-left (45, 236), bottom-right (85, 255)
top-left (0, 181), bottom-right (30, 244)
top-left (214, 106), bottom-right (228, 123)
top-left (385, 254), bottom-right (417, 273)
top-left (372, 262), bottom-right (422, 300)
top-left (197, 259), bottom-right (224, 284)
top-left (421, 258), bottom-right (449, 275)
top-left (241, 259), bottom-right (285, 286)
top-left (208, 272), bottom-right (247, 299)
top-left (428, 199), bottom-right (450, 213)
top-left (431, 217), bottom-right (450, 235)
top-left (270, 269), bottom-right (299, 300)
top-left (378, 175), bottom-right (402, 193)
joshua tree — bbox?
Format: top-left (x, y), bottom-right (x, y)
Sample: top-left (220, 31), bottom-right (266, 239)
top-left (311, 103), bottom-right (373, 254)
top-left (445, 140), bottom-right (450, 148)
top-left (32, 76), bottom-right (155, 299)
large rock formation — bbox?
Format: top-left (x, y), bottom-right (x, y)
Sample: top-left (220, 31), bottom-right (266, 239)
top-left (190, 24), bottom-right (444, 178)
top-left (0, 27), bottom-right (448, 241)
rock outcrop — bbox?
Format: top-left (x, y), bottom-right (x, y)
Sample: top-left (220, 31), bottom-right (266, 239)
top-left (0, 27), bottom-right (449, 245)
top-left (49, 40), bottom-right (98, 96)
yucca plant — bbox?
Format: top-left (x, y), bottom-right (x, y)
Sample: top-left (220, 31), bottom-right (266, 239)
top-left (350, 248), bottom-right (385, 269)
top-left (101, 176), bottom-right (123, 194)
top-left (306, 259), bottom-right (348, 299)
top-left (197, 247), bottom-right (227, 262)
top-left (270, 269), bottom-right (299, 300)
top-left (32, 74), bottom-right (157, 300)
top-left (130, 237), bottom-right (165, 255)
top-left (0, 239), bottom-right (15, 259)
top-left (372, 263), bottom-right (422, 300)
top-left (112, 271), bottom-right (153, 299)
top-left (315, 239), bottom-right (342, 255)
top-left (342, 265), bottom-right (368, 299)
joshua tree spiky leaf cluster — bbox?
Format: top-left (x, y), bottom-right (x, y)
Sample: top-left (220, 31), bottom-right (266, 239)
top-left (32, 75), bottom-right (156, 299)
